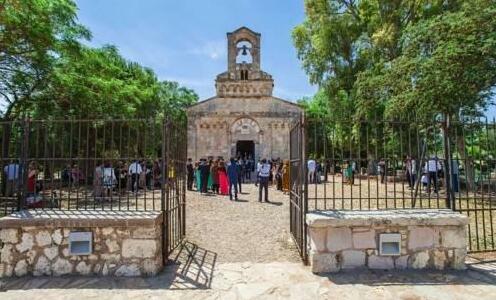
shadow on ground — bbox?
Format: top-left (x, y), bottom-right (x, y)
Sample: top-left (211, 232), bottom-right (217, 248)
top-left (163, 241), bottom-right (217, 289)
top-left (1, 241), bottom-right (217, 291)
top-left (316, 254), bottom-right (496, 286)
top-left (318, 267), bottom-right (496, 287)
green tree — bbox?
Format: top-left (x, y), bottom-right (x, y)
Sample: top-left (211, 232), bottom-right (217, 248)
top-left (376, 1), bottom-right (496, 188)
top-left (0, 0), bottom-right (90, 118)
top-left (296, 0), bottom-right (496, 188)
top-left (293, 0), bottom-right (460, 118)
top-left (26, 45), bottom-right (178, 119)
top-left (157, 81), bottom-right (198, 121)
top-left (380, 1), bottom-right (496, 119)
top-left (1, 0), bottom-right (198, 121)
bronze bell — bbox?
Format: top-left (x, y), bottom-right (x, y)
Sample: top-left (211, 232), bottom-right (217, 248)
top-left (241, 45), bottom-right (248, 55)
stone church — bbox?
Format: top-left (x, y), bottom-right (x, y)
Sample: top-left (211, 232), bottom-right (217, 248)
top-left (186, 27), bottom-right (302, 161)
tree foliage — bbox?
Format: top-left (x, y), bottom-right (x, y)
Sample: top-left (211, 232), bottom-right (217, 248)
top-left (378, 1), bottom-right (496, 118)
top-left (25, 45), bottom-right (197, 119)
top-left (295, 0), bottom-right (496, 185)
top-left (292, 0), bottom-right (496, 119)
top-left (0, 0), bottom-right (90, 117)
top-left (0, 0), bottom-right (197, 120)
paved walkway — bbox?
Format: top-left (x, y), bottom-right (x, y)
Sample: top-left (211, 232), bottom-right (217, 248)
top-left (2, 183), bottom-right (496, 299)
top-left (2, 259), bottom-right (496, 299)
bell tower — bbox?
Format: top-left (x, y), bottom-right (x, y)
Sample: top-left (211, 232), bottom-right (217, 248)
top-left (215, 27), bottom-right (274, 98)
top-left (227, 27), bottom-right (261, 74)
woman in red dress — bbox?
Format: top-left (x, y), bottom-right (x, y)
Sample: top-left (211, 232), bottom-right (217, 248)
top-left (27, 161), bottom-right (37, 196)
top-left (218, 160), bottom-right (229, 196)
top-left (27, 161), bottom-right (43, 208)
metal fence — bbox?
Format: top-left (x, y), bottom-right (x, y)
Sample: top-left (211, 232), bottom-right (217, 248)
top-left (304, 117), bottom-right (496, 253)
top-left (0, 117), bottom-right (187, 259)
top-left (0, 118), bottom-right (167, 215)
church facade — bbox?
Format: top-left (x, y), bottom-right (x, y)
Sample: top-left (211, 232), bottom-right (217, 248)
top-left (186, 27), bottom-right (302, 161)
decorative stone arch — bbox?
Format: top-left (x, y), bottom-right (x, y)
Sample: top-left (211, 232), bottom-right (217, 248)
top-left (230, 117), bottom-right (261, 135)
top-left (229, 117), bottom-right (262, 158)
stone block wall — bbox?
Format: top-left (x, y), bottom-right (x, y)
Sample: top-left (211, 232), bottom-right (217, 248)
top-left (0, 210), bottom-right (163, 277)
top-left (187, 97), bottom-right (302, 161)
top-left (307, 209), bottom-right (468, 273)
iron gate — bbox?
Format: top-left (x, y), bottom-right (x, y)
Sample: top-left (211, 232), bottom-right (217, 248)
top-left (162, 118), bottom-right (187, 261)
top-left (0, 118), bottom-right (187, 263)
top-left (289, 114), bottom-right (308, 263)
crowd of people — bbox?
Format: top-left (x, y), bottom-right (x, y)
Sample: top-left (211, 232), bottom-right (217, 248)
top-left (378, 155), bottom-right (460, 194)
top-left (187, 156), bottom-right (291, 202)
top-left (3, 153), bottom-right (467, 209)
top-left (91, 159), bottom-right (163, 198)
top-left (2, 159), bottom-right (166, 207)
top-left (2, 156), bottom-right (294, 205)
top-left (307, 155), bottom-right (462, 195)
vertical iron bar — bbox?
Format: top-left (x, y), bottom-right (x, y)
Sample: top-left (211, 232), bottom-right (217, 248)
top-left (302, 113), bottom-right (308, 264)
top-left (443, 114), bottom-right (453, 209)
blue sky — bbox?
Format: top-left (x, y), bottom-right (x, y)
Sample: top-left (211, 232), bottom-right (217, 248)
top-left (74, 0), bottom-right (495, 118)
top-left (75, 0), bottom-right (316, 102)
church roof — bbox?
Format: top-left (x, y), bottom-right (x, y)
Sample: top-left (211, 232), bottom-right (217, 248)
top-left (271, 96), bottom-right (303, 108)
top-left (186, 95), bottom-right (302, 110)
top-left (227, 26), bottom-right (261, 37)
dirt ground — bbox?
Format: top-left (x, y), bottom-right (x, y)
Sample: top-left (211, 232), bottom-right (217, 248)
top-left (184, 183), bottom-right (301, 263)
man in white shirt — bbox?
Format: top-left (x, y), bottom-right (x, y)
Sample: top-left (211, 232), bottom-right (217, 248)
top-left (258, 159), bottom-right (271, 202)
top-left (128, 160), bottom-right (142, 192)
top-left (255, 159), bottom-right (262, 187)
top-left (425, 156), bottom-right (441, 193)
top-left (4, 161), bottom-right (19, 196)
top-left (307, 158), bottom-right (316, 184)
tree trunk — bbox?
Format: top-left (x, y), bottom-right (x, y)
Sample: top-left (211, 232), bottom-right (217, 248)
top-left (456, 137), bottom-right (475, 191)
top-left (1, 122), bottom-right (11, 195)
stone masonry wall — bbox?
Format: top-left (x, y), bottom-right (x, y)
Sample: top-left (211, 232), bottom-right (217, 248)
top-left (0, 210), bottom-right (163, 277)
top-left (307, 209), bottom-right (468, 273)
top-left (187, 97), bottom-right (302, 162)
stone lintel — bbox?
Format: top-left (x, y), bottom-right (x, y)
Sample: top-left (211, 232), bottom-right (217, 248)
top-left (0, 210), bottom-right (163, 228)
top-left (306, 209), bottom-right (468, 228)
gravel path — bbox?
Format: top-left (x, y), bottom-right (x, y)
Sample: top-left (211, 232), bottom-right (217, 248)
top-left (185, 183), bottom-right (301, 263)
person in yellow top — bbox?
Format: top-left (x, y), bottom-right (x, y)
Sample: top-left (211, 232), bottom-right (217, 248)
top-left (282, 160), bottom-right (290, 193)
top-left (168, 161), bottom-right (175, 179)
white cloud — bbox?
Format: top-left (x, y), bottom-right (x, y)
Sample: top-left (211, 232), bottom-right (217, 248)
top-left (188, 40), bottom-right (226, 60)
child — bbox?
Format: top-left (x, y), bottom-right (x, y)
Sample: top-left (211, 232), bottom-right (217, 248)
top-left (421, 173), bottom-right (429, 191)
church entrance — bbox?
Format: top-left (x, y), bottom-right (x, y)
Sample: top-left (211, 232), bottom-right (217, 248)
top-left (236, 140), bottom-right (254, 158)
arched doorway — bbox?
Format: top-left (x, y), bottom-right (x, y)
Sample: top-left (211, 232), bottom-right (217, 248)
top-left (236, 140), bottom-right (255, 159)
top-left (230, 117), bottom-right (261, 159)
